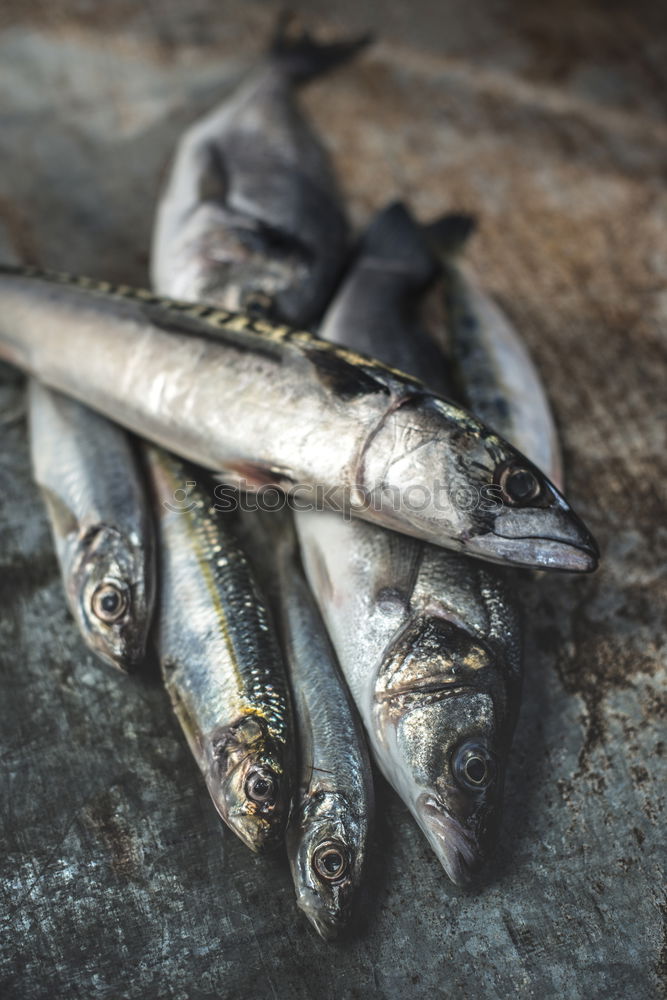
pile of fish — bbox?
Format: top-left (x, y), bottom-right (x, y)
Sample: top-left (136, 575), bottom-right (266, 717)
top-left (0, 19), bottom-right (598, 940)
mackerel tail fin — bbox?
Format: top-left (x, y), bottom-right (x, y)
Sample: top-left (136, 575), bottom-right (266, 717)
top-left (357, 201), bottom-right (440, 287)
top-left (424, 213), bottom-right (477, 260)
top-left (269, 12), bottom-right (374, 84)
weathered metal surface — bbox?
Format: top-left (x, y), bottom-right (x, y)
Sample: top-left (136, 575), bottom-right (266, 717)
top-left (0, 3), bottom-right (665, 998)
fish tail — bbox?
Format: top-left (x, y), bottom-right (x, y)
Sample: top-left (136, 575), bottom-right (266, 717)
top-left (269, 11), bottom-right (373, 84)
top-left (358, 201), bottom-right (439, 286)
top-left (424, 213), bottom-right (477, 259)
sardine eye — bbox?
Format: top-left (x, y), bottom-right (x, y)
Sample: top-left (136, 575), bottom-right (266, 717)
top-left (498, 464), bottom-right (541, 505)
top-left (91, 582), bottom-right (128, 623)
top-left (312, 841), bottom-right (349, 883)
top-left (453, 742), bottom-right (495, 790)
top-left (245, 768), bottom-right (276, 805)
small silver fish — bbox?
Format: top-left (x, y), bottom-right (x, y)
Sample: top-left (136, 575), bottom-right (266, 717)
top-left (0, 266), bottom-right (598, 573)
top-left (28, 380), bottom-right (155, 671)
top-left (296, 204), bottom-right (523, 884)
top-left (238, 509), bottom-right (373, 939)
top-left (151, 16), bottom-right (370, 326)
top-left (146, 446), bottom-right (293, 852)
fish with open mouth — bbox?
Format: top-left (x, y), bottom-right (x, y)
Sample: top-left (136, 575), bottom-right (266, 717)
top-left (28, 379), bottom-right (155, 672)
top-left (151, 15), bottom-right (370, 326)
top-left (237, 508), bottom-right (374, 939)
top-left (0, 265), bottom-right (598, 572)
top-left (146, 446), bottom-right (294, 852)
top-left (296, 203), bottom-right (525, 884)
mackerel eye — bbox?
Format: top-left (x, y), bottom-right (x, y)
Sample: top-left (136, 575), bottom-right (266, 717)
top-left (91, 583), bottom-right (128, 623)
top-left (312, 841), bottom-right (349, 883)
top-left (245, 769), bottom-right (276, 805)
top-left (499, 464), bottom-right (541, 505)
top-left (453, 742), bottom-right (496, 790)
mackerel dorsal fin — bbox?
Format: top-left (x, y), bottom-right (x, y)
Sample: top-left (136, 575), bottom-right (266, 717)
top-left (424, 213), bottom-right (477, 259)
top-left (357, 201), bottom-right (439, 286)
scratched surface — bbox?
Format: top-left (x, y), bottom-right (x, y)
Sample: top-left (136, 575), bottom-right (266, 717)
top-left (0, 2), bottom-right (666, 998)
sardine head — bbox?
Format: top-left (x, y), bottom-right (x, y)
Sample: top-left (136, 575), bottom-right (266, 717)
top-left (363, 395), bottom-right (598, 572)
top-left (208, 714), bottom-right (290, 853)
top-left (374, 615), bottom-right (516, 885)
top-left (287, 791), bottom-right (366, 941)
top-left (71, 525), bottom-right (153, 672)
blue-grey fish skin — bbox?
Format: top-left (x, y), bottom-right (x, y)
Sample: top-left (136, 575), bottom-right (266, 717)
top-left (238, 509), bottom-right (374, 940)
top-left (28, 380), bottom-right (155, 672)
top-left (146, 446), bottom-right (293, 853)
top-left (151, 19), bottom-right (370, 327)
top-left (296, 203), bottom-right (523, 885)
top-left (428, 213), bottom-right (564, 490)
top-left (0, 265), bottom-right (598, 573)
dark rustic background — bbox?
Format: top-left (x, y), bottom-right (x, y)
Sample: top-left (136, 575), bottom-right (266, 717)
top-left (0, 2), bottom-right (665, 998)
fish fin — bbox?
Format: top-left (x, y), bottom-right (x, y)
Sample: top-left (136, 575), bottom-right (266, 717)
top-left (218, 462), bottom-right (294, 492)
top-left (39, 485), bottom-right (79, 538)
top-left (196, 143), bottom-right (228, 204)
top-left (269, 12), bottom-right (373, 84)
top-left (424, 213), bottom-right (477, 258)
top-left (358, 201), bottom-right (439, 287)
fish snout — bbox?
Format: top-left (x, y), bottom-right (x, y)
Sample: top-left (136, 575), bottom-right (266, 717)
top-left (295, 886), bottom-right (345, 941)
top-left (487, 501), bottom-right (599, 573)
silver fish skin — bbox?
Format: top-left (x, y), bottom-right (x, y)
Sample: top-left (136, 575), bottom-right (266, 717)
top-left (296, 203), bottom-right (522, 884)
top-left (151, 18), bottom-right (369, 327)
top-left (146, 446), bottom-right (293, 853)
top-left (237, 508), bottom-right (373, 940)
top-left (428, 214), bottom-right (564, 490)
top-left (0, 267), bottom-right (598, 572)
top-left (28, 380), bottom-right (155, 672)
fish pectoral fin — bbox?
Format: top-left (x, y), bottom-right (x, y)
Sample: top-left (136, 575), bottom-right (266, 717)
top-left (196, 142), bottom-right (229, 205)
top-left (216, 462), bottom-right (294, 492)
top-left (39, 485), bottom-right (79, 537)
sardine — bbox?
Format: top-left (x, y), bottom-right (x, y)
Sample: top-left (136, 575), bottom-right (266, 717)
top-left (295, 204), bottom-right (523, 884)
top-left (428, 214), bottom-right (564, 489)
top-left (0, 266), bottom-right (598, 572)
top-left (146, 446), bottom-right (293, 852)
top-left (238, 509), bottom-right (373, 939)
top-left (28, 380), bottom-right (155, 671)
top-left (151, 16), bottom-right (370, 326)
